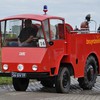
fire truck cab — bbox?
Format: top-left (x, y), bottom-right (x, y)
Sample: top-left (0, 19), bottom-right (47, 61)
top-left (0, 13), bottom-right (100, 93)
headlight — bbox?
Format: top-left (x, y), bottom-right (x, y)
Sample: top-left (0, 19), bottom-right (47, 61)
top-left (32, 65), bottom-right (38, 71)
top-left (17, 64), bottom-right (24, 71)
top-left (3, 64), bottom-right (8, 70)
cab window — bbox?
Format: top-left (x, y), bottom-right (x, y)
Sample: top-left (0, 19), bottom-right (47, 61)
top-left (49, 19), bottom-right (64, 40)
top-left (1, 20), bottom-right (22, 46)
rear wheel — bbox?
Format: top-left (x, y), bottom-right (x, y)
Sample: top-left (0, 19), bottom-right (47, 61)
top-left (13, 78), bottom-right (29, 91)
top-left (78, 56), bottom-right (97, 90)
top-left (55, 67), bottom-right (70, 93)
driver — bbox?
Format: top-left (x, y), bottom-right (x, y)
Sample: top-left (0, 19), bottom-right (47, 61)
top-left (18, 19), bottom-right (38, 46)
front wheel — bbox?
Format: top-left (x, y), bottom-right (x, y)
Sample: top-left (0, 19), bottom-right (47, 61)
top-left (13, 78), bottom-right (29, 91)
top-left (78, 56), bottom-right (97, 90)
top-left (55, 67), bottom-right (70, 93)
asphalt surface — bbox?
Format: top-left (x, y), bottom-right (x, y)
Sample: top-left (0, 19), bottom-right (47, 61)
top-left (0, 77), bottom-right (100, 100)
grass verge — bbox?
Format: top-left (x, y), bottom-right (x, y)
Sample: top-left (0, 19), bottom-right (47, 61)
top-left (0, 77), bottom-right (12, 85)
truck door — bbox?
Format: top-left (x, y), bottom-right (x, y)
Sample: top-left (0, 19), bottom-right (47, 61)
top-left (43, 19), bottom-right (66, 74)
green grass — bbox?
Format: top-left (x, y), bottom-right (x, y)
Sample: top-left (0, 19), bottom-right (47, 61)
top-left (0, 77), bottom-right (12, 85)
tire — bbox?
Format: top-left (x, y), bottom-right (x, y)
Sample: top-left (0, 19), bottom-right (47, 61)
top-left (41, 80), bottom-right (54, 88)
top-left (78, 56), bottom-right (97, 90)
top-left (13, 78), bottom-right (29, 91)
top-left (55, 67), bottom-right (70, 93)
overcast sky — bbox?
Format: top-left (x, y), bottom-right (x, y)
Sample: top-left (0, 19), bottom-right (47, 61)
top-left (0, 0), bottom-right (100, 29)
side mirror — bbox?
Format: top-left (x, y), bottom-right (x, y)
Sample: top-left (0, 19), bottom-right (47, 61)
top-left (49, 41), bottom-right (54, 46)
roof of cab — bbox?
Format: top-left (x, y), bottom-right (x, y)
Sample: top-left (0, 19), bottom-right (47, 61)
top-left (0, 14), bottom-right (64, 21)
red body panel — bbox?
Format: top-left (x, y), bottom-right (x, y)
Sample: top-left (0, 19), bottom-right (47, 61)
top-left (66, 33), bottom-right (100, 77)
top-left (2, 48), bottom-right (47, 63)
top-left (2, 48), bottom-right (48, 72)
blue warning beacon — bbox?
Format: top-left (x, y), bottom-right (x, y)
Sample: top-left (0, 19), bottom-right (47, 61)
top-left (43, 5), bottom-right (48, 15)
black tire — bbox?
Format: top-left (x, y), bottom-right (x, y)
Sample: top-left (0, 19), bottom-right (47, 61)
top-left (13, 78), bottom-right (29, 91)
top-left (55, 67), bottom-right (70, 93)
top-left (41, 80), bottom-right (54, 88)
top-left (78, 56), bottom-right (97, 90)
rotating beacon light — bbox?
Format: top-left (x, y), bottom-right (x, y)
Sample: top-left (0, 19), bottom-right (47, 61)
top-left (43, 5), bottom-right (48, 15)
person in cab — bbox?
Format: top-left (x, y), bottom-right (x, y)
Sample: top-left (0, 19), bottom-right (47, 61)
top-left (18, 19), bottom-right (38, 47)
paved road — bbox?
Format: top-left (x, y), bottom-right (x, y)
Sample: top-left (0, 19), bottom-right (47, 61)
top-left (0, 77), bottom-right (100, 100)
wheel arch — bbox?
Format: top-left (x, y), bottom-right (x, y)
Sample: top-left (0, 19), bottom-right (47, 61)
top-left (56, 55), bottom-right (74, 76)
top-left (60, 63), bottom-right (74, 76)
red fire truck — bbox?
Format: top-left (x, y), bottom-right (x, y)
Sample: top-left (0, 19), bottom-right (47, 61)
top-left (0, 10), bottom-right (100, 93)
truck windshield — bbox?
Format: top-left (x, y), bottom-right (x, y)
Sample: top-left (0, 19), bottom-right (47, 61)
top-left (1, 19), bottom-right (46, 48)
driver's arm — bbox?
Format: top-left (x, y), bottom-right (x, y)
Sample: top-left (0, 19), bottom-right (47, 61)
top-left (18, 36), bottom-right (34, 46)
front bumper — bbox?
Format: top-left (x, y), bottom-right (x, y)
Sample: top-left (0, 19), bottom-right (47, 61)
top-left (0, 72), bottom-right (50, 79)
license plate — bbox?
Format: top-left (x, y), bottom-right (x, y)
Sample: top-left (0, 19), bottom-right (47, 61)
top-left (11, 72), bottom-right (26, 78)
